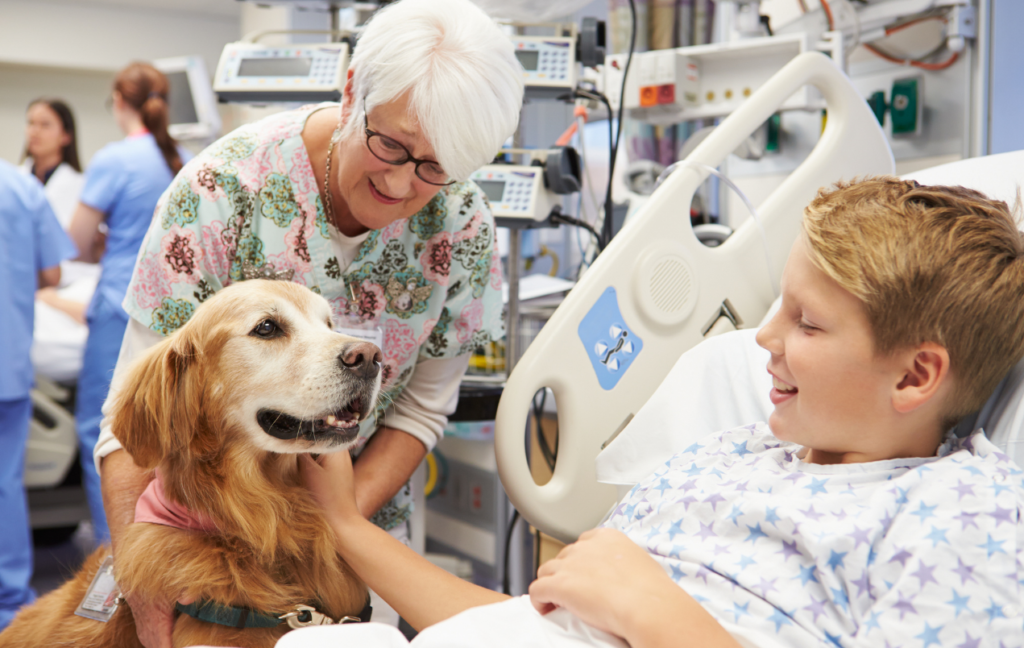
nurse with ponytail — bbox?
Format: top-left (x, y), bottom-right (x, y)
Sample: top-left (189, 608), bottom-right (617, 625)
top-left (67, 62), bottom-right (191, 543)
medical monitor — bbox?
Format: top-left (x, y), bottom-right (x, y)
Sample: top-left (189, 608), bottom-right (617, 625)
top-left (153, 56), bottom-right (222, 142)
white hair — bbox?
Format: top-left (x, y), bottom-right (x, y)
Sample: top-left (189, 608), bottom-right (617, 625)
top-left (343, 0), bottom-right (524, 181)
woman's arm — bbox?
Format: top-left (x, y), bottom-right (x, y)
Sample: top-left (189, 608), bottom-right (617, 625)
top-left (67, 202), bottom-right (105, 262)
top-left (351, 424), bottom-right (427, 518)
top-left (351, 355), bottom-right (468, 517)
top-left (529, 528), bottom-right (741, 648)
top-left (300, 451), bottom-right (509, 631)
top-left (36, 286), bottom-right (87, 324)
top-left (37, 265), bottom-right (61, 289)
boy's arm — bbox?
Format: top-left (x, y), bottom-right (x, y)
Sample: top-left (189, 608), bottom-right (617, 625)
top-left (529, 528), bottom-right (741, 648)
top-left (298, 452), bottom-right (509, 631)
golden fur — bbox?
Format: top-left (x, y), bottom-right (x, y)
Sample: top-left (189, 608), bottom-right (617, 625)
top-left (0, 280), bottom-right (381, 647)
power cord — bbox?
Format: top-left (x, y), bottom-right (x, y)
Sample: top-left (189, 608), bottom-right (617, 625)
top-left (600, 0), bottom-right (637, 252)
top-left (501, 509), bottom-right (521, 595)
top-left (550, 205), bottom-right (601, 246)
top-left (502, 388), bottom-right (557, 595)
top-left (532, 388), bottom-right (557, 472)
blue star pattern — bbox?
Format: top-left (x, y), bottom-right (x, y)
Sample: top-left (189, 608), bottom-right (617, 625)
top-left (602, 424), bottom-right (1023, 647)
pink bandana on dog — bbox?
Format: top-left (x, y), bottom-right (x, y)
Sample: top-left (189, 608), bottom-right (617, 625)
top-left (134, 471), bottom-right (217, 533)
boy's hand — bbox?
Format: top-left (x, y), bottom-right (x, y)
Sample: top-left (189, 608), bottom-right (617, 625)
top-left (529, 528), bottom-right (739, 648)
top-left (298, 450), bottom-right (360, 527)
top-left (528, 528), bottom-right (678, 640)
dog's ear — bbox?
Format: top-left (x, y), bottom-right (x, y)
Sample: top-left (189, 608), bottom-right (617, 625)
top-left (111, 326), bottom-right (208, 470)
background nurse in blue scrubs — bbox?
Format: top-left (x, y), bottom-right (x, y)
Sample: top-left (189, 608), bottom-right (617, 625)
top-left (0, 159), bottom-right (77, 630)
top-left (66, 62), bottom-right (191, 543)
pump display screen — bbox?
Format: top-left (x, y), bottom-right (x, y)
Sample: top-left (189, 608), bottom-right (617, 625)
top-left (515, 50), bottom-right (539, 71)
top-left (237, 57), bottom-right (313, 77)
top-left (476, 180), bottom-right (507, 203)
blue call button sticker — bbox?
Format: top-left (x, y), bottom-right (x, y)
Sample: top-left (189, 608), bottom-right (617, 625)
top-left (578, 287), bottom-right (643, 391)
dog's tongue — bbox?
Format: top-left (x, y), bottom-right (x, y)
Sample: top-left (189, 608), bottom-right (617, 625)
top-left (321, 398), bottom-right (364, 429)
top-left (342, 397), bottom-right (362, 420)
top-left (333, 409), bottom-right (357, 422)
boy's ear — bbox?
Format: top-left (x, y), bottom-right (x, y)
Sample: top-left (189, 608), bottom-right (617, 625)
top-left (893, 342), bottom-right (950, 414)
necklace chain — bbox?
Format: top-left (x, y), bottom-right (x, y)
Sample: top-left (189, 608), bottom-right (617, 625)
top-left (323, 127), bottom-right (342, 225)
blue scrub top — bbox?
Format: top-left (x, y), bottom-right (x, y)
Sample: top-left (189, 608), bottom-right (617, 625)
top-left (79, 133), bottom-right (191, 315)
top-left (0, 159), bottom-right (77, 399)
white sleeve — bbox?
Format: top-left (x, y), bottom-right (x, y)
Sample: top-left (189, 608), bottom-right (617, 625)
top-left (93, 318), bottom-right (164, 473)
top-left (380, 354), bottom-right (469, 452)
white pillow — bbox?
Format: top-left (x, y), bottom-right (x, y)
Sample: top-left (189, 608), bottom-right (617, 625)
top-left (595, 328), bottom-right (772, 485)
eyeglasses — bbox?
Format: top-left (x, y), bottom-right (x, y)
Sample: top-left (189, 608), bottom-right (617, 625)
top-left (364, 114), bottom-right (454, 186)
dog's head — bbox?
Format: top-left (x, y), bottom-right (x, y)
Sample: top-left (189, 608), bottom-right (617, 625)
top-left (112, 280), bottom-right (382, 470)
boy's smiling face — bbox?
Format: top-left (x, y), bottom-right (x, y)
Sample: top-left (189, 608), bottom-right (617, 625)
top-left (755, 236), bottom-right (936, 464)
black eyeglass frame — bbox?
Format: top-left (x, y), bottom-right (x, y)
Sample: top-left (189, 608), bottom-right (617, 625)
top-left (363, 114), bottom-right (455, 187)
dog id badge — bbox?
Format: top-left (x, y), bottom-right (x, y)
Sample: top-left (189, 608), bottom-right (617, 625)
top-left (335, 312), bottom-right (384, 351)
top-left (74, 556), bottom-right (122, 622)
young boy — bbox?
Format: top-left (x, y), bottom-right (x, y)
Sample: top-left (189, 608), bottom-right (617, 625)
top-left (297, 177), bottom-right (1024, 647)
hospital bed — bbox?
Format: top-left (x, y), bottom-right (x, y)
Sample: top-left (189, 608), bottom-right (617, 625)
top-left (495, 50), bottom-right (1024, 544)
top-left (25, 271), bottom-right (97, 534)
top-left (496, 51), bottom-right (894, 543)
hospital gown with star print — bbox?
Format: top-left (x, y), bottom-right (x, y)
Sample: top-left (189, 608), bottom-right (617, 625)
top-left (604, 422), bottom-right (1023, 647)
top-left (271, 423), bottom-right (1022, 648)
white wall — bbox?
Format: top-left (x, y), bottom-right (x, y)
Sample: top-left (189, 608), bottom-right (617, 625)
top-left (989, 0), bottom-right (1024, 155)
top-left (0, 0), bottom-right (238, 74)
top-left (0, 0), bottom-right (240, 166)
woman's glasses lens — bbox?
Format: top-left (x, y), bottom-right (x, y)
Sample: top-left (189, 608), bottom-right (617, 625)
top-left (367, 135), bottom-right (406, 163)
top-left (417, 163), bottom-right (447, 184)
top-left (366, 133), bottom-right (451, 186)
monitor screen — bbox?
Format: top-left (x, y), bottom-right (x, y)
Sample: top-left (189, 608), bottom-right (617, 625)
top-left (153, 55), bottom-right (221, 142)
top-left (515, 50), bottom-right (539, 71)
top-left (165, 70), bottom-right (199, 126)
top-left (237, 57), bottom-right (313, 77)
top-left (476, 180), bottom-right (507, 203)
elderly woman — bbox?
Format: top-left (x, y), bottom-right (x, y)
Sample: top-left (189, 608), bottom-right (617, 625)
top-left (94, 0), bottom-right (523, 644)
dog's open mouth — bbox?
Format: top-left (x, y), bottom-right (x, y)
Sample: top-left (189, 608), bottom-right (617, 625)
top-left (257, 397), bottom-right (368, 443)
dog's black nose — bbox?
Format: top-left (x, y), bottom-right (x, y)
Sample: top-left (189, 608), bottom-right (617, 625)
top-left (339, 342), bottom-right (382, 379)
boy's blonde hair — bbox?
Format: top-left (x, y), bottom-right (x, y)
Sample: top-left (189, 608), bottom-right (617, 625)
top-left (802, 176), bottom-right (1024, 427)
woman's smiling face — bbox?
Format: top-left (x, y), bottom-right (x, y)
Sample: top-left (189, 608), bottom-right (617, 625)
top-left (332, 92), bottom-right (447, 235)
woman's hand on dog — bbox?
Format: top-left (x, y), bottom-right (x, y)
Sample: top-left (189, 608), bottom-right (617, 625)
top-left (299, 451), bottom-right (360, 527)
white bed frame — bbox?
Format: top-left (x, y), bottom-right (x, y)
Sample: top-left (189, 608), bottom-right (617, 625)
top-left (495, 52), bottom-right (895, 543)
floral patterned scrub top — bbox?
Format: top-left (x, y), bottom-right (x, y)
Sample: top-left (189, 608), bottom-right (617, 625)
top-left (123, 104), bottom-right (505, 529)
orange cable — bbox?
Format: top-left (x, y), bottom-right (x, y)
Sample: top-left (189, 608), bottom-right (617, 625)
top-left (862, 44), bottom-right (960, 71)
top-left (820, 0), bottom-right (834, 30)
top-left (885, 15), bottom-right (947, 36)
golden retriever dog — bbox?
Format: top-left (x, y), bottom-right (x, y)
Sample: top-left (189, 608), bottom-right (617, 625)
top-left (1, 279), bottom-right (382, 648)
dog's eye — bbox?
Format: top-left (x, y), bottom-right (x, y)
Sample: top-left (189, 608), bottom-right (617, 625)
top-left (252, 319), bottom-right (280, 338)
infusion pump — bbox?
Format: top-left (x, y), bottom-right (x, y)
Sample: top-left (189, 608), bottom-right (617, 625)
top-left (513, 37), bottom-right (576, 100)
top-left (470, 165), bottom-right (557, 224)
top-left (214, 42), bottom-right (349, 103)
